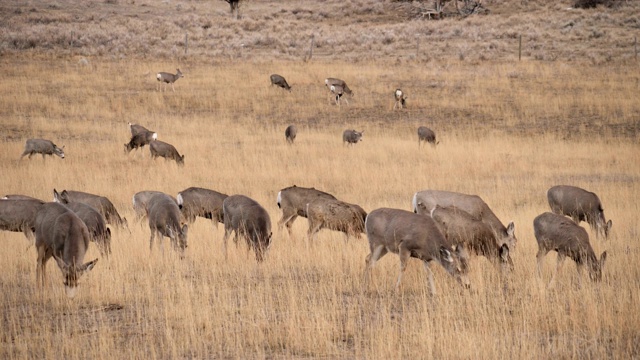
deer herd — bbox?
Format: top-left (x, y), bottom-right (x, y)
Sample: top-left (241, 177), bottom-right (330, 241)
top-left (1, 181), bottom-right (612, 297)
top-left (5, 72), bottom-right (613, 298)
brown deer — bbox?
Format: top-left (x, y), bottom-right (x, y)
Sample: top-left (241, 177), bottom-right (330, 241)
top-left (34, 202), bottom-right (98, 298)
top-left (156, 69), bottom-right (184, 92)
top-left (364, 207), bottom-right (470, 295)
top-left (534, 212), bottom-right (607, 287)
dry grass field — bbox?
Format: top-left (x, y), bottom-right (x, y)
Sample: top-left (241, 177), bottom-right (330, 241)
top-left (1, 0), bottom-right (640, 359)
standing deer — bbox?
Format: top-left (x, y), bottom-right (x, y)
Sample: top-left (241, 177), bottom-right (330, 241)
top-left (177, 187), bottom-right (228, 227)
top-left (147, 193), bottom-right (188, 256)
top-left (534, 212), bottom-right (607, 287)
top-left (285, 125), bottom-right (297, 144)
top-left (330, 85), bottom-right (348, 106)
top-left (364, 208), bottom-right (470, 295)
top-left (20, 139), bottom-right (65, 160)
top-left (270, 74), bottom-right (291, 91)
top-left (393, 89), bottom-right (407, 109)
top-left (133, 190), bottom-right (177, 222)
top-left (156, 69), bottom-right (184, 92)
top-left (34, 202), bottom-right (98, 298)
top-left (305, 198), bottom-right (367, 242)
top-left (277, 185), bottom-right (337, 237)
top-left (150, 140), bottom-right (185, 166)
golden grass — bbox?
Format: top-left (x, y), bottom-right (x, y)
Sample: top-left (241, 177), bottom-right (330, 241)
top-left (0, 55), bottom-right (639, 358)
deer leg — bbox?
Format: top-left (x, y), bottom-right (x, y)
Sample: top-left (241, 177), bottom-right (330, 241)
top-left (423, 261), bottom-right (437, 296)
top-left (36, 247), bottom-right (46, 288)
top-left (223, 226), bottom-right (233, 260)
top-left (363, 245), bottom-right (387, 287)
top-left (536, 247), bottom-right (548, 278)
top-left (548, 253), bottom-right (566, 288)
top-left (149, 229), bottom-right (155, 252)
top-left (395, 246), bottom-right (411, 291)
top-left (171, 83), bottom-right (175, 92)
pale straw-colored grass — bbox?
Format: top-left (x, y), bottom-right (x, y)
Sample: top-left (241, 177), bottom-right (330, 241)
top-left (0, 56), bottom-right (638, 358)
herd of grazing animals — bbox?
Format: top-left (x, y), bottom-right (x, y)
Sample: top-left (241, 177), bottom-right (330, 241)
top-left (4, 72), bottom-right (613, 297)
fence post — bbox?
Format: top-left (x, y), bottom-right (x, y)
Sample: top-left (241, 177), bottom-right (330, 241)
top-left (518, 35), bottom-right (522, 61)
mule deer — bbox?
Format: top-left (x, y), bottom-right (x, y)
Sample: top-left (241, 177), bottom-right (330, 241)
top-left (393, 89), bottom-right (407, 109)
top-left (343, 129), bottom-right (364, 145)
top-left (20, 139), bottom-right (65, 160)
top-left (417, 126), bottom-right (439, 147)
top-left (277, 185), bottom-right (337, 237)
top-left (285, 125), bottom-right (297, 144)
top-left (156, 69), bottom-right (184, 92)
top-left (413, 190), bottom-right (517, 250)
top-left (54, 189), bottom-right (128, 229)
top-left (364, 208), bottom-right (470, 295)
top-left (147, 193), bottom-right (188, 256)
top-left (534, 212), bottom-right (607, 287)
top-left (54, 190), bottom-right (111, 257)
top-left (270, 74), bottom-right (291, 91)
top-left (223, 195), bottom-right (272, 262)
top-left (34, 202), bottom-right (98, 298)
top-left (177, 187), bottom-right (228, 227)
top-left (547, 185), bottom-right (612, 239)
top-left (150, 140), bottom-right (184, 166)
top-left (306, 198), bottom-right (367, 242)
top-left (0, 198), bottom-right (44, 242)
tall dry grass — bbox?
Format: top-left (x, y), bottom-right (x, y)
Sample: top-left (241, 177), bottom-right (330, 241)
top-left (0, 55), bottom-right (639, 358)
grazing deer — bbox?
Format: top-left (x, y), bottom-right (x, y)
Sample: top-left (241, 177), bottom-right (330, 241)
top-left (534, 212), bottom-right (607, 287)
top-left (547, 185), bottom-right (612, 240)
top-left (54, 190), bottom-right (111, 257)
top-left (156, 69), bottom-right (184, 92)
top-left (20, 139), bottom-right (65, 160)
top-left (364, 208), bottom-right (470, 295)
top-left (417, 126), bottom-right (439, 147)
top-left (393, 89), bottom-right (407, 109)
top-left (147, 193), bottom-right (188, 256)
top-left (413, 190), bottom-right (517, 251)
top-left (285, 125), bottom-right (297, 144)
top-left (270, 74), bottom-right (291, 91)
top-left (277, 185), bottom-right (337, 238)
top-left (34, 202), bottom-right (98, 298)
top-left (223, 195), bottom-right (272, 262)
top-left (150, 140), bottom-right (185, 166)
top-left (125, 131), bottom-right (157, 154)
top-left (330, 85), bottom-right (349, 106)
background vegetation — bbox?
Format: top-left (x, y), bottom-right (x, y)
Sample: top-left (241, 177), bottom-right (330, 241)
top-left (0, 0), bottom-right (638, 358)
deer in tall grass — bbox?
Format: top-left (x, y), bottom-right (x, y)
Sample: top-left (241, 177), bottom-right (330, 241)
top-left (156, 69), bottom-right (184, 92)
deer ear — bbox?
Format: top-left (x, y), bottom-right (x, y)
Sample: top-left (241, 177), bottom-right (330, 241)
top-left (79, 259), bottom-right (98, 273)
top-left (106, 227), bottom-right (111, 237)
top-left (439, 247), bottom-right (453, 263)
top-left (181, 224), bottom-right (188, 235)
top-left (600, 251), bottom-right (607, 267)
top-left (53, 189), bottom-right (60, 202)
top-left (607, 220), bottom-right (612, 230)
top-left (507, 222), bottom-right (515, 235)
